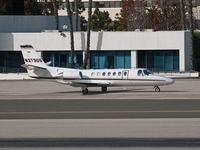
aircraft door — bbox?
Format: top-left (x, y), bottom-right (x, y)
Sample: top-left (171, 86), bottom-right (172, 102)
top-left (122, 70), bottom-right (129, 79)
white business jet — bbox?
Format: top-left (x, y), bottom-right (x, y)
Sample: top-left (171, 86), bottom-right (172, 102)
top-left (21, 45), bottom-right (174, 94)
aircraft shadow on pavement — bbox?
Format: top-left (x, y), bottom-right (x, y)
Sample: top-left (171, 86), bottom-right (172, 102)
top-left (0, 138), bottom-right (200, 148)
top-left (56, 88), bottom-right (186, 95)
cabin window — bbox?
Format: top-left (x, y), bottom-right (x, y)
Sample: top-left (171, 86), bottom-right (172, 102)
top-left (102, 72), bottom-right (106, 76)
top-left (97, 72), bottom-right (100, 76)
top-left (108, 72), bottom-right (111, 76)
top-left (118, 72), bottom-right (121, 76)
top-left (137, 70), bottom-right (143, 76)
top-left (124, 72), bottom-right (127, 76)
top-left (91, 72), bottom-right (95, 76)
top-left (113, 72), bottom-right (116, 76)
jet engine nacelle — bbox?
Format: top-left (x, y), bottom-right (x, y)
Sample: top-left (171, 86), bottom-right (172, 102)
top-left (62, 70), bottom-right (82, 79)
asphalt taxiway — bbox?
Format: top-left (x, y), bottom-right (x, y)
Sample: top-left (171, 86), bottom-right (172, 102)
top-left (0, 79), bottom-right (200, 149)
top-left (0, 78), bottom-right (200, 99)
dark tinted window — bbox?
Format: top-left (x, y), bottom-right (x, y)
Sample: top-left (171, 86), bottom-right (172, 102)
top-left (137, 70), bottom-right (142, 76)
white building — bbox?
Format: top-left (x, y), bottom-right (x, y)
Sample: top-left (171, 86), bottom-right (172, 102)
top-left (0, 30), bottom-right (191, 73)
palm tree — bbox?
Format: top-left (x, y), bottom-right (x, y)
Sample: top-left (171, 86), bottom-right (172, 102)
top-left (83, 0), bottom-right (92, 69)
top-left (66, 0), bottom-right (75, 68)
top-left (42, 0), bottom-right (48, 15)
top-left (74, 0), bottom-right (79, 31)
top-left (52, 0), bottom-right (59, 30)
top-left (179, 0), bottom-right (185, 30)
top-left (188, 0), bottom-right (194, 71)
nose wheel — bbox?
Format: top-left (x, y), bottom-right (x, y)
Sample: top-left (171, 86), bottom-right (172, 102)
top-left (82, 88), bottom-right (88, 95)
top-left (154, 86), bottom-right (160, 92)
top-left (101, 86), bottom-right (107, 93)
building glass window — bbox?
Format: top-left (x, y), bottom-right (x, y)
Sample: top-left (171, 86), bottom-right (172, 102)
top-left (110, 1), bottom-right (115, 7)
top-left (0, 51), bottom-right (25, 73)
top-left (138, 50), bottom-right (179, 72)
top-left (105, 1), bottom-right (110, 7)
top-left (90, 51), bottom-right (131, 69)
top-left (116, 51), bottom-right (124, 68)
top-left (42, 51), bottom-right (83, 69)
top-left (115, 1), bottom-right (121, 7)
top-left (76, 54), bottom-right (83, 68)
top-left (99, 1), bottom-right (104, 7)
top-left (154, 51), bottom-right (164, 72)
top-left (173, 51), bottom-right (179, 72)
top-left (164, 51), bottom-right (173, 72)
top-left (107, 56), bottom-right (114, 69)
top-left (59, 54), bottom-right (68, 67)
top-left (99, 54), bottom-right (106, 69)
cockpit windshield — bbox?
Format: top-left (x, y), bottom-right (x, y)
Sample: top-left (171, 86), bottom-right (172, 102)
top-left (143, 69), bottom-right (153, 76)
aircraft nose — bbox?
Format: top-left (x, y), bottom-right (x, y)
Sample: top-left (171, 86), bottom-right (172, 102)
top-left (165, 77), bottom-right (174, 85)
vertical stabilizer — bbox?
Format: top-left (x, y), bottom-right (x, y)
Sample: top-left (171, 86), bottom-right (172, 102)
top-left (20, 45), bottom-right (51, 78)
top-left (21, 45), bottom-right (46, 68)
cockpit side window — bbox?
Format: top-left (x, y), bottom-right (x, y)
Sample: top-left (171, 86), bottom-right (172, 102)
top-left (137, 70), bottom-right (143, 76)
top-left (79, 72), bottom-right (83, 78)
top-left (143, 70), bottom-right (152, 76)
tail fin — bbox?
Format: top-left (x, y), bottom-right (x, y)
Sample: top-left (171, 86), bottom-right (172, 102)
top-left (21, 45), bottom-right (47, 69)
top-left (21, 45), bottom-right (49, 78)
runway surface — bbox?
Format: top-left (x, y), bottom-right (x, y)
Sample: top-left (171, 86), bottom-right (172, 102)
top-left (0, 99), bottom-right (200, 119)
top-left (0, 119), bottom-right (200, 150)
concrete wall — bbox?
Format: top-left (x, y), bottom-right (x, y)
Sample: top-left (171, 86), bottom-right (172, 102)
top-left (0, 16), bottom-right (79, 32)
top-left (0, 31), bottom-right (190, 71)
top-left (0, 31), bottom-right (186, 50)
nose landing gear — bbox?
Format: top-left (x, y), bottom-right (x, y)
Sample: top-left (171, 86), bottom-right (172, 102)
top-left (154, 86), bottom-right (160, 92)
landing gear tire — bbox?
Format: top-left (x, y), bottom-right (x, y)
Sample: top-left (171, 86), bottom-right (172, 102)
top-left (82, 88), bottom-right (88, 95)
top-left (154, 86), bottom-right (160, 92)
top-left (101, 86), bottom-right (107, 93)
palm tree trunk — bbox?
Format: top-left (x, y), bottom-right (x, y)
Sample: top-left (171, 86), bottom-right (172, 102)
top-left (52, 0), bottom-right (59, 30)
top-left (44, 0), bottom-right (48, 15)
top-left (188, 0), bottom-right (194, 71)
top-left (180, 0), bottom-right (186, 30)
top-left (83, 0), bottom-right (92, 69)
top-left (66, 0), bottom-right (75, 68)
top-left (74, 0), bottom-right (79, 31)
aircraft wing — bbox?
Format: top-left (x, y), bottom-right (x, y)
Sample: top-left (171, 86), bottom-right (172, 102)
top-left (70, 80), bottom-right (112, 87)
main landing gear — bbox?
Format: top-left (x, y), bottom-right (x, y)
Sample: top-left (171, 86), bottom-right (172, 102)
top-left (154, 86), bottom-right (160, 92)
top-left (101, 86), bottom-right (107, 93)
top-left (82, 88), bottom-right (88, 95)
top-left (81, 87), bottom-right (108, 95)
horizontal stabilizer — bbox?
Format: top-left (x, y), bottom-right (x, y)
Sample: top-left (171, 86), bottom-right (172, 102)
top-left (21, 64), bottom-right (47, 70)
